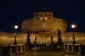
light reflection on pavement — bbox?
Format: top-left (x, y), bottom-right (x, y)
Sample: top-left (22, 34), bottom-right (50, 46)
top-left (28, 47), bottom-right (63, 56)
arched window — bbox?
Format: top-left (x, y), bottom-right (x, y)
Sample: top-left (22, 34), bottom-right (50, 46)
top-left (36, 14), bottom-right (38, 16)
top-left (49, 14), bottom-right (51, 16)
top-left (40, 17), bottom-right (47, 21)
top-left (42, 18), bottom-right (45, 21)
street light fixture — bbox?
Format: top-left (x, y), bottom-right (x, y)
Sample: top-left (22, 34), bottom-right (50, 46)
top-left (13, 25), bottom-right (18, 44)
top-left (71, 24), bottom-right (76, 44)
top-left (14, 25), bottom-right (18, 29)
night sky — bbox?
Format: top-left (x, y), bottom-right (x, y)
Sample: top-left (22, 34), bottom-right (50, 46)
top-left (0, 0), bottom-right (85, 32)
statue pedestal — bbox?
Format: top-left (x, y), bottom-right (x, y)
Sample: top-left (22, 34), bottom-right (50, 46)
top-left (56, 42), bottom-right (63, 50)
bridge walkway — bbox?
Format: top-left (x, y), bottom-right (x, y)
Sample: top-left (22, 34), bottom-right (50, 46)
top-left (14, 46), bottom-right (78, 56)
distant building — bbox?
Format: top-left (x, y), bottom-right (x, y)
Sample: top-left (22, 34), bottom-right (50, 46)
top-left (22, 10), bottom-right (67, 32)
top-left (21, 10), bottom-right (85, 45)
top-left (0, 10), bottom-right (85, 45)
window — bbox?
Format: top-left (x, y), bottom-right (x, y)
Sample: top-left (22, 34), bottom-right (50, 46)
top-left (42, 18), bottom-right (45, 21)
top-left (49, 14), bottom-right (51, 16)
top-left (36, 14), bottom-right (38, 16)
top-left (40, 17), bottom-right (47, 21)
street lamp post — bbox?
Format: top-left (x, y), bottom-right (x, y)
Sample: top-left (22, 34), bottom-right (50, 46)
top-left (13, 25), bottom-right (18, 44)
top-left (71, 24), bottom-right (76, 44)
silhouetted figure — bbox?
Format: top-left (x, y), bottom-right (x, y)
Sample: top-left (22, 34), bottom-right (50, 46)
top-left (51, 36), bottom-right (53, 47)
top-left (56, 29), bottom-right (63, 50)
top-left (57, 29), bottom-right (63, 44)
top-left (26, 31), bottom-right (31, 44)
top-left (25, 31), bottom-right (33, 51)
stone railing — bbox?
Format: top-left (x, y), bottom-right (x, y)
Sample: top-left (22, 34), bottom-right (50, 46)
top-left (0, 44), bottom-right (26, 56)
top-left (62, 44), bottom-right (85, 56)
top-left (8, 44), bottom-right (26, 56)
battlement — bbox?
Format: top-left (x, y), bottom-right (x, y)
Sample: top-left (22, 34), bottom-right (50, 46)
top-left (62, 32), bottom-right (85, 35)
top-left (30, 31), bottom-right (56, 35)
top-left (29, 31), bottom-right (85, 35)
top-left (0, 31), bottom-right (10, 35)
top-left (0, 31), bottom-right (84, 35)
top-left (10, 32), bottom-right (27, 35)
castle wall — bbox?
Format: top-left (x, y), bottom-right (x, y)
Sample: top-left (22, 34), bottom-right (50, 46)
top-left (0, 32), bottom-right (85, 45)
top-left (61, 32), bottom-right (85, 44)
top-left (22, 11), bottom-right (67, 32)
top-left (0, 32), bottom-right (27, 45)
top-left (29, 32), bottom-right (85, 44)
top-left (22, 18), bottom-right (67, 32)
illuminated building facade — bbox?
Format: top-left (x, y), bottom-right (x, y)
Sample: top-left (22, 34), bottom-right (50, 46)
top-left (21, 10), bottom-right (67, 45)
top-left (0, 10), bottom-right (85, 45)
top-left (22, 10), bottom-right (67, 32)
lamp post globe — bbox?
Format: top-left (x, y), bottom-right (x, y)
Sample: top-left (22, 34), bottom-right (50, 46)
top-left (14, 25), bottom-right (18, 29)
top-left (71, 24), bottom-right (76, 29)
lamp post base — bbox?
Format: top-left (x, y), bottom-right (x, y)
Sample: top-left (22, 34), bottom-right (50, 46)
top-left (72, 41), bottom-right (76, 44)
top-left (13, 34), bottom-right (17, 44)
top-left (13, 42), bottom-right (17, 44)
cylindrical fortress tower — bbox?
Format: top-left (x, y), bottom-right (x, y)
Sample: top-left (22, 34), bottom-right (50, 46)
top-left (22, 10), bottom-right (67, 33)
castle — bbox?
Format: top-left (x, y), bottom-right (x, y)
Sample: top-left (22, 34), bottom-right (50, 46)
top-left (0, 10), bottom-right (85, 45)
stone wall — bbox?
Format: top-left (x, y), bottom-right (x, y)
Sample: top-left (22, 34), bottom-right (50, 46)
top-left (0, 32), bottom-right (27, 45)
top-left (61, 32), bottom-right (85, 44)
top-left (21, 11), bottom-right (67, 32)
top-left (0, 31), bottom-right (85, 45)
top-left (22, 18), bottom-right (67, 32)
top-left (29, 32), bottom-right (85, 44)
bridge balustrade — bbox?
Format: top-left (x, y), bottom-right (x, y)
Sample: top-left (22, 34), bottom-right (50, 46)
top-left (62, 44), bottom-right (85, 56)
top-left (8, 44), bottom-right (26, 56)
top-left (0, 45), bottom-right (8, 56)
